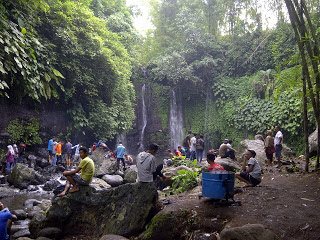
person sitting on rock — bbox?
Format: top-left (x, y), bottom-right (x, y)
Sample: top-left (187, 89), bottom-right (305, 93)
top-left (0, 201), bottom-right (17, 240)
top-left (124, 154), bottom-right (134, 165)
top-left (219, 139), bottom-right (237, 161)
top-left (137, 143), bottom-right (168, 183)
top-left (58, 147), bottom-right (95, 197)
top-left (207, 151), bottom-right (225, 171)
top-left (236, 150), bottom-right (261, 187)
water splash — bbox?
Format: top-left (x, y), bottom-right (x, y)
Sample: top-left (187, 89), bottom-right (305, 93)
top-left (169, 89), bottom-right (183, 150)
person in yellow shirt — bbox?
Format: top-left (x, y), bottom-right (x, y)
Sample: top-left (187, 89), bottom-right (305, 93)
top-left (58, 147), bottom-right (95, 197)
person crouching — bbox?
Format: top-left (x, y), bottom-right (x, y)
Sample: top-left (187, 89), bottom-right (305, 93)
top-left (236, 150), bottom-right (261, 187)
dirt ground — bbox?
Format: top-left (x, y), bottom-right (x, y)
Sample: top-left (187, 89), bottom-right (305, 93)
top-left (160, 170), bottom-right (320, 240)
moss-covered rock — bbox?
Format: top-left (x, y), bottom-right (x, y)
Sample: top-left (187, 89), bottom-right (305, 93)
top-left (138, 210), bottom-right (193, 240)
top-left (29, 182), bottom-right (158, 239)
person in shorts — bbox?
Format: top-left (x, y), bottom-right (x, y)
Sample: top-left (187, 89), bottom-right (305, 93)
top-left (48, 137), bottom-right (54, 164)
top-left (236, 150), bottom-right (261, 186)
top-left (58, 147), bottom-right (95, 197)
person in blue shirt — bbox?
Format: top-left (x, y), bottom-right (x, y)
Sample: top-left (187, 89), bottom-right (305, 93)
top-left (48, 137), bottom-right (54, 164)
top-left (116, 142), bottom-right (126, 170)
top-left (0, 202), bottom-right (17, 240)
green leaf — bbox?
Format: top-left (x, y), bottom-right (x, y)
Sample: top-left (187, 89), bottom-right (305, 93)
top-left (44, 73), bottom-right (51, 82)
top-left (18, 18), bottom-right (25, 28)
top-left (53, 69), bottom-right (65, 79)
top-left (21, 28), bottom-right (27, 35)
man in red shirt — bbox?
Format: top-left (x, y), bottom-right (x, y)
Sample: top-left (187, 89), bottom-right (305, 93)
top-left (207, 151), bottom-right (225, 171)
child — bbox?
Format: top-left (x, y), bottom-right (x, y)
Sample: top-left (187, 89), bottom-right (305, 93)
top-left (236, 150), bottom-right (262, 186)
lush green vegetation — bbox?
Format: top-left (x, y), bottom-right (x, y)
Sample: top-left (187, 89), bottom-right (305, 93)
top-left (0, 0), bottom-right (137, 143)
top-left (7, 117), bottom-right (42, 145)
top-left (1, 0), bottom-right (319, 156)
top-left (136, 0), bottom-right (319, 154)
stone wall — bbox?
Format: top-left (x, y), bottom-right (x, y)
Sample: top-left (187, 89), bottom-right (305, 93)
top-left (0, 101), bottom-right (69, 147)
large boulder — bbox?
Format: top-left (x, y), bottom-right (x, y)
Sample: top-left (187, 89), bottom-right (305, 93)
top-left (7, 164), bottom-right (45, 189)
top-left (237, 140), bottom-right (267, 166)
top-left (43, 180), bottom-right (60, 191)
top-left (102, 174), bottom-right (123, 187)
top-left (214, 157), bottom-right (240, 171)
top-left (237, 140), bottom-right (294, 166)
top-left (220, 224), bottom-right (279, 240)
top-left (123, 168), bottom-right (137, 183)
top-left (309, 128), bottom-right (318, 153)
top-left (90, 177), bottom-right (112, 190)
top-left (90, 148), bottom-right (117, 177)
top-left (29, 182), bottom-right (158, 238)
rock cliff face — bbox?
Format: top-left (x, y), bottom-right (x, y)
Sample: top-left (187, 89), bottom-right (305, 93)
top-left (29, 182), bottom-right (158, 238)
top-left (0, 101), bottom-right (68, 146)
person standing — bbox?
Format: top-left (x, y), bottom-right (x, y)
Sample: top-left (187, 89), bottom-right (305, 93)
top-left (72, 143), bottom-right (82, 166)
top-left (116, 142), bottom-right (126, 170)
top-left (274, 126), bottom-right (283, 167)
top-left (183, 130), bottom-right (192, 158)
top-left (18, 142), bottom-right (26, 163)
top-left (5, 146), bottom-right (14, 174)
top-left (51, 138), bottom-right (58, 166)
top-left (196, 135), bottom-right (205, 164)
top-left (264, 130), bottom-right (275, 171)
top-left (12, 144), bottom-right (19, 166)
top-left (190, 133), bottom-right (197, 161)
top-left (55, 141), bottom-right (63, 165)
top-left (65, 140), bottom-right (73, 169)
top-left (48, 137), bottom-right (54, 164)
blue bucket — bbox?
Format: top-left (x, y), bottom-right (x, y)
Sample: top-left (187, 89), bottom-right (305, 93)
top-left (202, 171), bottom-right (235, 199)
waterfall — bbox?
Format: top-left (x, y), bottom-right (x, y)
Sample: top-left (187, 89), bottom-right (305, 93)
top-left (139, 83), bottom-right (147, 151)
top-left (169, 89), bottom-right (183, 150)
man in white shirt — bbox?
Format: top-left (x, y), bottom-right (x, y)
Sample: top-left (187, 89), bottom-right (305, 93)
top-left (190, 133), bottom-right (197, 161)
top-left (274, 126), bottom-right (283, 167)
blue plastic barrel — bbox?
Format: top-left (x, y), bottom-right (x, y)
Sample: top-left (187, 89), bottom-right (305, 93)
top-left (202, 171), bottom-right (235, 199)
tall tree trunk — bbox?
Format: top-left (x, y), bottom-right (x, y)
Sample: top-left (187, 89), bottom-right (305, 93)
top-left (285, 0), bottom-right (320, 168)
top-left (302, 75), bottom-right (310, 172)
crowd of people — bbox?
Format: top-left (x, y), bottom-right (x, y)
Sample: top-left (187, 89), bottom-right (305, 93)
top-left (1, 143), bottom-right (26, 175)
top-left (0, 125), bottom-right (286, 239)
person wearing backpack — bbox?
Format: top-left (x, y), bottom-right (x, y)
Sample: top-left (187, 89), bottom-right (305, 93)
top-left (183, 130), bottom-right (192, 158)
top-left (196, 135), bottom-right (205, 164)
